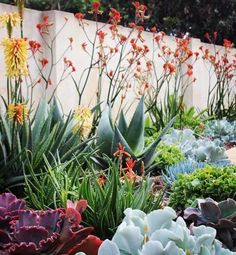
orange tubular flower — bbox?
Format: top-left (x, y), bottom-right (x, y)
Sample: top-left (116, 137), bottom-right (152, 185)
top-left (113, 143), bottom-right (131, 158)
top-left (223, 39), bottom-right (234, 48)
top-left (75, 12), bottom-right (85, 21)
top-left (92, 1), bottom-right (101, 14)
top-left (29, 40), bottom-right (41, 54)
top-left (186, 64), bottom-right (193, 76)
top-left (163, 62), bottom-right (176, 74)
top-left (97, 30), bottom-right (106, 44)
top-left (98, 175), bottom-right (106, 188)
top-left (39, 58), bottom-right (49, 68)
top-left (36, 16), bottom-right (53, 34)
top-left (109, 8), bottom-right (121, 25)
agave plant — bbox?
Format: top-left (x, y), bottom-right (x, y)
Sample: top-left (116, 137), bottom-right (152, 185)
top-left (184, 198), bottom-right (236, 250)
top-left (96, 97), bottom-right (174, 172)
top-left (0, 193), bottom-right (102, 255)
top-left (97, 206), bottom-right (234, 255)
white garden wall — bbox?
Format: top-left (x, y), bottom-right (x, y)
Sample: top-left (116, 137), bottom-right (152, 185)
top-left (0, 3), bottom-right (235, 114)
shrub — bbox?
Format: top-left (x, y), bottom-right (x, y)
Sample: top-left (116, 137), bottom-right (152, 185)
top-left (155, 142), bottom-right (185, 168)
top-left (169, 165), bottom-right (236, 209)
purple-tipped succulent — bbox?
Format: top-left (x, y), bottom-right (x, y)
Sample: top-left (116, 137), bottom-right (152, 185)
top-left (184, 197), bottom-right (236, 250)
top-left (0, 193), bottom-right (26, 220)
top-left (0, 193), bottom-right (26, 248)
top-left (0, 193), bottom-right (102, 255)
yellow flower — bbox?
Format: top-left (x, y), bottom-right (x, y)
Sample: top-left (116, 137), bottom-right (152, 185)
top-left (73, 106), bottom-right (92, 137)
top-left (8, 103), bottom-right (29, 125)
top-left (1, 38), bottom-right (28, 78)
top-left (0, 12), bottom-right (21, 37)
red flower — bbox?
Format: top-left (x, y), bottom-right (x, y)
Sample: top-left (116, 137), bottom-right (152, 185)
top-left (125, 159), bottom-right (136, 172)
top-left (223, 39), bottom-right (234, 48)
top-left (29, 40), bottom-right (41, 54)
top-left (36, 16), bottom-right (53, 34)
top-left (113, 143), bottom-right (131, 158)
top-left (40, 58), bottom-right (49, 68)
top-left (75, 12), bottom-right (85, 21)
top-left (163, 62), bottom-right (176, 74)
top-left (92, 1), bottom-right (101, 14)
top-left (109, 8), bottom-right (121, 24)
top-left (186, 64), bottom-right (193, 76)
top-left (129, 22), bottom-right (136, 28)
top-left (98, 175), bottom-right (106, 188)
top-left (97, 30), bottom-right (106, 44)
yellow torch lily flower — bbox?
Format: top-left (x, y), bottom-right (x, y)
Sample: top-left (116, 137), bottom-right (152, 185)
top-left (8, 103), bottom-right (29, 125)
top-left (1, 37), bottom-right (28, 78)
top-left (0, 12), bottom-right (21, 37)
top-left (73, 106), bottom-right (92, 138)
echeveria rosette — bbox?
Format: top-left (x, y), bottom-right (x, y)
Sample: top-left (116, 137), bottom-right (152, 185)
top-left (98, 207), bottom-right (234, 255)
top-left (184, 198), bottom-right (236, 250)
top-left (0, 193), bottom-right (26, 220)
top-left (0, 193), bottom-right (26, 248)
top-left (1, 196), bottom-right (102, 255)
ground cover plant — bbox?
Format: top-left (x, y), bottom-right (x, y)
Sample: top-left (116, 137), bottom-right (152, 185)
top-left (169, 165), bottom-right (236, 209)
top-left (0, 1), bottom-right (235, 255)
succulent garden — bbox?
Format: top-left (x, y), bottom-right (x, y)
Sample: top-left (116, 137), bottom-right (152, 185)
top-left (0, 1), bottom-right (235, 255)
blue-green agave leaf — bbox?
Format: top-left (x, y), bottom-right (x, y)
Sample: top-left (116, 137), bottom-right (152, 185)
top-left (32, 96), bottom-right (48, 147)
top-left (96, 107), bottom-right (114, 156)
top-left (117, 110), bottom-right (128, 136)
top-left (125, 96), bottom-right (144, 154)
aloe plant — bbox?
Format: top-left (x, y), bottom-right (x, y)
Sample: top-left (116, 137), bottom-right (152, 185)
top-left (96, 97), bottom-right (174, 172)
top-left (184, 198), bottom-right (236, 250)
top-left (0, 97), bottom-right (92, 191)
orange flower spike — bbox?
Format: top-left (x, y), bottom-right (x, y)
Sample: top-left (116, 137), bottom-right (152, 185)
top-left (125, 158), bottom-right (136, 172)
top-left (113, 143), bottom-right (131, 158)
top-left (98, 175), bottom-right (106, 188)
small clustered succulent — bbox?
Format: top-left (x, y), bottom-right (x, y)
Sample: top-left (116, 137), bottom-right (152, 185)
top-left (169, 165), bottom-right (236, 209)
top-left (0, 193), bottom-right (102, 255)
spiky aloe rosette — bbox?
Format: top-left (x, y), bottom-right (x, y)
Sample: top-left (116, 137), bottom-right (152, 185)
top-left (0, 193), bottom-right (102, 255)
